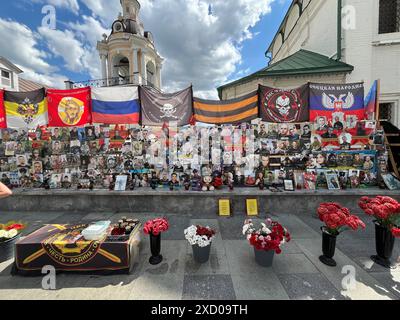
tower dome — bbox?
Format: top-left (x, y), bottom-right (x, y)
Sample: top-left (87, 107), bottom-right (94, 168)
top-left (120, 0), bottom-right (141, 20)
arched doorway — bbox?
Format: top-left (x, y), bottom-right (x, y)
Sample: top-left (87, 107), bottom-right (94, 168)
top-left (112, 55), bottom-right (130, 85)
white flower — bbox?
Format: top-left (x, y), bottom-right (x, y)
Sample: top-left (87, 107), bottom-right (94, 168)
top-left (0, 230), bottom-right (7, 238)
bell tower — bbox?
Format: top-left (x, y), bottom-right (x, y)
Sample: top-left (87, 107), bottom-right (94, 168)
top-left (96, 0), bottom-right (163, 89)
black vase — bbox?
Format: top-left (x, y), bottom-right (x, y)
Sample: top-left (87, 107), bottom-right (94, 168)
top-left (0, 234), bottom-right (21, 263)
top-left (371, 222), bottom-right (396, 269)
top-left (149, 233), bottom-right (163, 265)
top-left (319, 227), bottom-right (337, 267)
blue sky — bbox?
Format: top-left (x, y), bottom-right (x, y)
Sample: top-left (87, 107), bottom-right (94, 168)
top-left (0, 0), bottom-right (291, 98)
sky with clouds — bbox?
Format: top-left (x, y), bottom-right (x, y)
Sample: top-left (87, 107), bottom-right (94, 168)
top-left (0, 0), bottom-right (291, 98)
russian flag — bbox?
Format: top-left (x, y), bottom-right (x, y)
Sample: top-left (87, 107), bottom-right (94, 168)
top-left (91, 86), bottom-right (140, 124)
top-left (364, 80), bottom-right (378, 119)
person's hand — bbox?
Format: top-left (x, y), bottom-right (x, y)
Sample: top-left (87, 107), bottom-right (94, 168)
top-left (0, 182), bottom-right (12, 199)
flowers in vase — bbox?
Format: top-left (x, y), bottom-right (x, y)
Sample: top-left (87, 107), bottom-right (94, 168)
top-left (318, 203), bottom-right (365, 236)
top-left (242, 219), bottom-right (291, 254)
top-left (184, 225), bottom-right (216, 247)
top-left (143, 217), bottom-right (169, 236)
top-left (358, 196), bottom-right (400, 238)
top-left (0, 221), bottom-right (26, 242)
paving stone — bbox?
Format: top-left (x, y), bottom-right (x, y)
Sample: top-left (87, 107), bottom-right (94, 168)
top-left (231, 273), bottom-right (289, 300)
top-left (278, 273), bottom-right (346, 300)
top-left (369, 271), bottom-right (400, 299)
top-left (182, 275), bottom-right (236, 300)
top-left (296, 238), bottom-right (396, 300)
top-left (128, 274), bottom-right (184, 300)
top-left (273, 253), bottom-right (320, 274)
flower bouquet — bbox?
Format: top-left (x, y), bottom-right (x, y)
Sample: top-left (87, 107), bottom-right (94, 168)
top-left (358, 196), bottom-right (400, 268)
top-left (143, 217), bottom-right (169, 265)
top-left (242, 219), bottom-right (291, 267)
top-left (0, 221), bottom-right (26, 263)
top-left (318, 203), bottom-right (365, 266)
top-left (184, 225), bottom-right (216, 264)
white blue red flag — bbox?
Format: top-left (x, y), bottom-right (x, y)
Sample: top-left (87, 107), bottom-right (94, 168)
top-left (91, 86), bottom-right (140, 124)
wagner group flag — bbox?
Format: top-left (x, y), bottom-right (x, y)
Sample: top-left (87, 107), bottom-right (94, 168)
top-left (140, 86), bottom-right (193, 126)
top-left (193, 91), bottom-right (258, 125)
top-left (91, 87), bottom-right (140, 124)
top-left (4, 88), bottom-right (48, 129)
top-left (259, 84), bottom-right (309, 123)
top-left (0, 90), bottom-right (6, 128)
top-left (47, 87), bottom-right (91, 127)
top-left (309, 82), bottom-right (365, 124)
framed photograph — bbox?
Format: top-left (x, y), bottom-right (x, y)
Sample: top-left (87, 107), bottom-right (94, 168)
top-left (326, 172), bottom-right (341, 190)
top-left (283, 179), bottom-right (295, 191)
top-left (114, 175), bottom-right (128, 191)
top-left (382, 174), bottom-right (400, 191)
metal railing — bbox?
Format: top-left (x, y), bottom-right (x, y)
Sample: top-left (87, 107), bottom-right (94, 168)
top-left (69, 73), bottom-right (161, 92)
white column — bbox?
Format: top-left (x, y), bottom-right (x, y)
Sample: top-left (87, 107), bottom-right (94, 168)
top-left (132, 49), bottom-right (139, 85)
top-left (100, 54), bottom-right (107, 80)
top-left (141, 49), bottom-right (147, 85)
top-left (156, 63), bottom-right (162, 89)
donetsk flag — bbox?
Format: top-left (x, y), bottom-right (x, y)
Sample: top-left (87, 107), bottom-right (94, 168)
top-left (309, 82), bottom-right (365, 123)
top-left (4, 88), bottom-right (48, 129)
top-left (91, 87), bottom-right (140, 124)
top-left (193, 91), bottom-right (258, 125)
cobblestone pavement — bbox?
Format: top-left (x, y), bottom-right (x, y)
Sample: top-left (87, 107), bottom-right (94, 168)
top-left (0, 211), bottom-right (399, 300)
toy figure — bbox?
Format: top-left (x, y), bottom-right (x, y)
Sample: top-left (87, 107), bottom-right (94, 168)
top-left (160, 172), bottom-right (170, 188)
top-left (150, 172), bottom-right (159, 190)
top-left (255, 172), bottom-right (265, 190)
top-left (202, 175), bottom-right (215, 191)
top-left (227, 172), bottom-right (234, 190)
top-left (245, 175), bottom-right (256, 187)
top-left (191, 170), bottom-right (202, 191)
top-left (212, 171), bottom-right (223, 190)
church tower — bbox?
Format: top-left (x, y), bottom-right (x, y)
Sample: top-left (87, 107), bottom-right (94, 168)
top-left (96, 0), bottom-right (163, 88)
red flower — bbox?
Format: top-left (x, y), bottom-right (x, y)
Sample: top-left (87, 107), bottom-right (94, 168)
top-left (392, 228), bottom-right (400, 238)
top-left (318, 202), bottom-right (365, 234)
top-left (143, 217), bottom-right (169, 236)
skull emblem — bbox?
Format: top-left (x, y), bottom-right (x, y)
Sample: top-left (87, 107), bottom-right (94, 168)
top-left (160, 103), bottom-right (178, 119)
top-left (275, 95), bottom-right (291, 117)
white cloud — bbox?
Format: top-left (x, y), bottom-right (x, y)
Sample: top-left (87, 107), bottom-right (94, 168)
top-left (19, 66), bottom-right (66, 89)
top-left (38, 26), bottom-right (85, 72)
top-left (0, 18), bottom-right (54, 74)
top-left (80, 0), bottom-right (121, 25)
top-left (31, 0), bottom-right (80, 15)
top-left (137, 0), bottom-right (274, 98)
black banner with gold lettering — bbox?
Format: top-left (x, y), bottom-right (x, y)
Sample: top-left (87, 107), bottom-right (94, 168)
top-left (15, 224), bottom-right (134, 273)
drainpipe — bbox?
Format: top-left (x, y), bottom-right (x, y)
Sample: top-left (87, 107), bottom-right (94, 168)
top-left (337, 0), bottom-right (342, 61)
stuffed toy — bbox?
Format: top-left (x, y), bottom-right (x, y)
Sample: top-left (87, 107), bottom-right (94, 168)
top-left (202, 175), bottom-right (215, 191)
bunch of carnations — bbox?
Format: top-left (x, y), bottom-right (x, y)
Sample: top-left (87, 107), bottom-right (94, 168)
top-left (184, 225), bottom-right (216, 247)
top-left (318, 203), bottom-right (366, 236)
top-left (143, 217), bottom-right (169, 236)
top-left (0, 221), bottom-right (26, 242)
top-left (358, 196), bottom-right (400, 238)
top-left (242, 219), bottom-right (291, 254)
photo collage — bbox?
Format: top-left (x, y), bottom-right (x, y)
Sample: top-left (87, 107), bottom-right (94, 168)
top-left (0, 117), bottom-right (390, 191)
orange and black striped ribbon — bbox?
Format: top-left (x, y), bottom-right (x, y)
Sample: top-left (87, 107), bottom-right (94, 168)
top-left (193, 91), bottom-right (258, 125)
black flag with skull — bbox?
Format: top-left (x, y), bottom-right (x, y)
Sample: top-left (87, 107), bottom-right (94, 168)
top-left (259, 84), bottom-right (309, 123)
top-left (139, 86), bottom-right (193, 126)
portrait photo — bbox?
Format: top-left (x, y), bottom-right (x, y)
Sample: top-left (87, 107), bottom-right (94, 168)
top-left (326, 172), bottom-right (341, 190)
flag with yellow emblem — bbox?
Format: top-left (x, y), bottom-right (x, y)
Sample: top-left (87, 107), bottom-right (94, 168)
top-left (4, 88), bottom-right (48, 129)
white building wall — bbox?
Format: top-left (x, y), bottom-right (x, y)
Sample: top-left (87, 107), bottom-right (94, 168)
top-left (272, 0), bottom-right (338, 63)
top-left (343, 0), bottom-right (400, 127)
top-left (0, 61), bottom-right (19, 91)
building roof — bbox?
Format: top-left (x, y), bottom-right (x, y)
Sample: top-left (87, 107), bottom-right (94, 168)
top-left (18, 77), bottom-right (48, 92)
top-left (0, 56), bottom-right (23, 74)
top-left (217, 50), bottom-right (354, 99)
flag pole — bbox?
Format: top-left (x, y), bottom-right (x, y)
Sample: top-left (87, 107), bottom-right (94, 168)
top-left (375, 79), bottom-right (381, 123)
